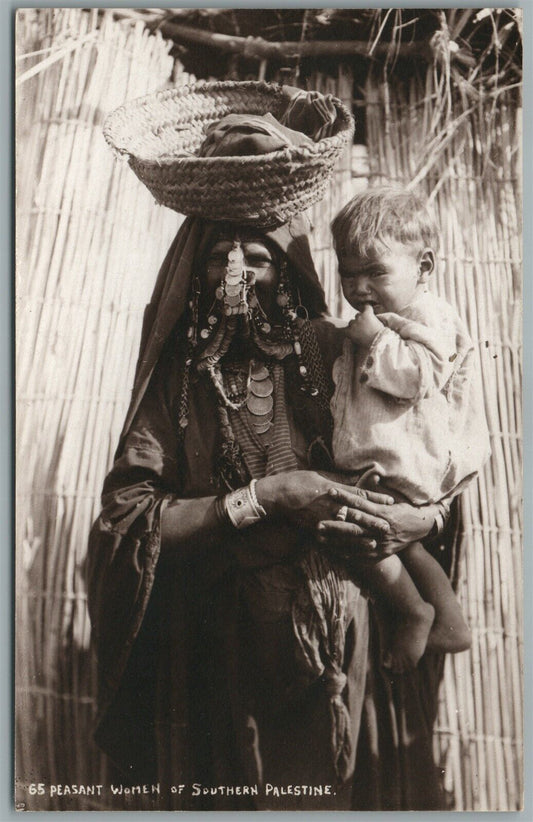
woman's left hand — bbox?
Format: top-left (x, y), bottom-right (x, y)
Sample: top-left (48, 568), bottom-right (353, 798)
top-left (317, 500), bottom-right (439, 559)
top-left (256, 471), bottom-right (394, 544)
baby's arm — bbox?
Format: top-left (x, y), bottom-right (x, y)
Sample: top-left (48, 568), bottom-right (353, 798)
top-left (345, 304), bottom-right (384, 347)
top-left (352, 305), bottom-right (457, 403)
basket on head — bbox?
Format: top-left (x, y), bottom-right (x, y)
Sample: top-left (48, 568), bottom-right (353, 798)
top-left (103, 80), bottom-right (354, 227)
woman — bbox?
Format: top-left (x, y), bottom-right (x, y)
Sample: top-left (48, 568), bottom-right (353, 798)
top-left (89, 84), bottom-right (452, 810)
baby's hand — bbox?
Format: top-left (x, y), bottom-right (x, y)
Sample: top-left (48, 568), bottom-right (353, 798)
top-left (346, 305), bottom-right (383, 347)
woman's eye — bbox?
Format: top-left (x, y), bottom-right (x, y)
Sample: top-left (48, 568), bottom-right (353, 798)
top-left (246, 256), bottom-right (271, 267)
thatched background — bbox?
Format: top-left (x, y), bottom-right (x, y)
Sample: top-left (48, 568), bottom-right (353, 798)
top-left (362, 69), bottom-right (522, 810)
top-left (15, 8), bottom-right (522, 811)
top-left (16, 10), bottom-right (181, 809)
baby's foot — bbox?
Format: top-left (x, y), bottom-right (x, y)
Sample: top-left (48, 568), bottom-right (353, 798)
top-left (426, 619), bottom-right (472, 654)
top-left (383, 602), bottom-right (435, 673)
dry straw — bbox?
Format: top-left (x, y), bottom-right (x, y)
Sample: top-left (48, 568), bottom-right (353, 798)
top-left (16, 7), bottom-right (522, 812)
top-left (364, 67), bottom-right (522, 810)
top-left (16, 8), bottom-right (180, 809)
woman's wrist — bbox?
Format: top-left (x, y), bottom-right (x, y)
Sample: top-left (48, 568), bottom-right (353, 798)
top-left (254, 474), bottom-right (282, 517)
top-left (215, 479), bottom-right (270, 529)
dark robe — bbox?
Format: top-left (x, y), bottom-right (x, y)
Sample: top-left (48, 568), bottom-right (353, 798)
top-left (87, 217), bottom-right (450, 810)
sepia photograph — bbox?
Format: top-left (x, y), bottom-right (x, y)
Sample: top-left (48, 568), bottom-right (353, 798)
top-left (15, 7), bottom-right (523, 812)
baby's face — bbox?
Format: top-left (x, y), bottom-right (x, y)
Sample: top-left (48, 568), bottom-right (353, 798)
top-left (338, 240), bottom-right (426, 314)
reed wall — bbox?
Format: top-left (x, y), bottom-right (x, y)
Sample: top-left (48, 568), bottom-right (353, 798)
top-left (361, 70), bottom-right (522, 810)
top-left (16, 9), bottom-right (181, 809)
top-left (16, 9), bottom-right (522, 811)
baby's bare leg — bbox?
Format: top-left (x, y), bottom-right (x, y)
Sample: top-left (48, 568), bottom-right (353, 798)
top-left (363, 554), bottom-right (434, 673)
top-left (401, 542), bottom-right (471, 653)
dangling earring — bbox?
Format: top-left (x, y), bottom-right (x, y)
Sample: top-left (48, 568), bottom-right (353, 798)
top-left (199, 296), bottom-right (219, 340)
top-left (186, 275), bottom-right (201, 346)
top-left (276, 258), bottom-right (291, 313)
top-left (248, 287), bottom-right (271, 335)
top-left (178, 275), bottom-right (202, 437)
top-left (277, 261), bottom-right (318, 396)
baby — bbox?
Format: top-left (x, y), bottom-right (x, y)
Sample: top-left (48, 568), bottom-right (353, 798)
top-left (330, 186), bottom-right (490, 671)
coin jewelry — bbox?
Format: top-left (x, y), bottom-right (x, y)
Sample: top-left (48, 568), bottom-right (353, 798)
top-left (207, 358), bottom-right (274, 433)
top-left (246, 361), bottom-right (274, 434)
top-left (177, 240), bottom-right (331, 487)
top-left (196, 239), bottom-right (260, 346)
top-left (200, 298), bottom-right (219, 340)
top-left (220, 240), bottom-right (250, 317)
top-left (177, 275), bottom-right (203, 437)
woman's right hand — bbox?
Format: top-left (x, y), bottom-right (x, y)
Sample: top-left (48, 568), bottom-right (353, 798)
top-left (256, 470), bottom-right (393, 538)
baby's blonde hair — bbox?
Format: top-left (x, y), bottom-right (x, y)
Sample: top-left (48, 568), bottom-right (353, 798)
top-left (331, 185), bottom-right (439, 259)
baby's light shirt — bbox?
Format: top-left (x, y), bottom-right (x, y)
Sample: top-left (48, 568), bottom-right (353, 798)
top-left (331, 290), bottom-right (490, 504)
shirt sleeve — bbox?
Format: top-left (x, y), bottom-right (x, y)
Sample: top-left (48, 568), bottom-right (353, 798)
top-left (87, 345), bottom-right (182, 705)
top-left (360, 311), bottom-right (457, 403)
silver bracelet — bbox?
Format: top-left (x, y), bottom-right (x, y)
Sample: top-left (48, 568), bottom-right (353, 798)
top-left (225, 480), bottom-right (267, 529)
top-left (248, 479), bottom-right (267, 517)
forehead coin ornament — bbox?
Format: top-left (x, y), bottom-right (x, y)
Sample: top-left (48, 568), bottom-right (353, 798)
top-left (220, 240), bottom-right (250, 316)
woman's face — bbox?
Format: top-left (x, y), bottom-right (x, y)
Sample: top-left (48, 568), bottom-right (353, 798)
top-left (203, 237), bottom-right (280, 317)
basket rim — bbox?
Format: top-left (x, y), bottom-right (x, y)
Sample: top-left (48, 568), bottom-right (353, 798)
top-left (106, 79), bottom-right (298, 122)
top-left (129, 141), bottom-right (345, 170)
top-left (104, 79), bottom-right (354, 164)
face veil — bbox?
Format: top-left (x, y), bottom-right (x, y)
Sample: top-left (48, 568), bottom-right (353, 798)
top-left (116, 213), bottom-right (328, 458)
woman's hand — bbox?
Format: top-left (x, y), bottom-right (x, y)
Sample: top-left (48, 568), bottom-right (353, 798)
top-left (256, 471), bottom-right (394, 540)
top-left (379, 501), bottom-right (438, 550)
top-left (317, 499), bottom-right (439, 559)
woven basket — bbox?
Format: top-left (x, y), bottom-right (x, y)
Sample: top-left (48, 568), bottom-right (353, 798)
top-left (103, 80), bottom-right (354, 226)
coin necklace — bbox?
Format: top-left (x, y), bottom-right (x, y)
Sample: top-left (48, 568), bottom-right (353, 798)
top-left (212, 359), bottom-right (273, 434)
top-left (246, 361), bottom-right (274, 435)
